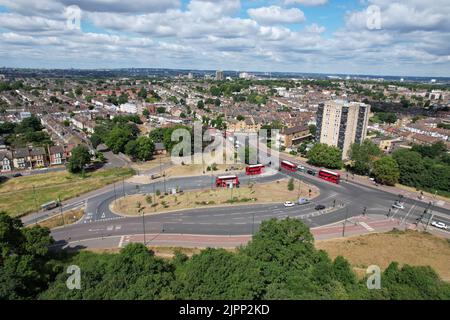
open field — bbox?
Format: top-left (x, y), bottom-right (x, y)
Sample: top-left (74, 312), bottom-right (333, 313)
top-left (35, 209), bottom-right (84, 229)
top-left (112, 179), bottom-right (318, 216)
top-left (130, 154), bottom-right (171, 171)
top-left (0, 168), bottom-right (135, 217)
top-left (316, 230), bottom-right (450, 281)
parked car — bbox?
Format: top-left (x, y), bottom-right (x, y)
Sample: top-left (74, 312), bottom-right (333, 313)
top-left (283, 201), bottom-right (295, 207)
top-left (431, 221), bottom-right (448, 230)
top-left (12, 173), bottom-right (22, 178)
top-left (315, 204), bottom-right (326, 210)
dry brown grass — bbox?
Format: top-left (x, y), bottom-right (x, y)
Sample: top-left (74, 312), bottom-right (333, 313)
top-left (130, 155), bottom-right (171, 171)
top-left (112, 179), bottom-right (318, 216)
top-left (316, 230), bottom-right (450, 281)
top-left (0, 168), bottom-right (134, 217)
top-left (35, 209), bottom-right (84, 229)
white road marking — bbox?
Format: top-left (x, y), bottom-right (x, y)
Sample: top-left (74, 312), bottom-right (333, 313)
top-left (359, 222), bottom-right (375, 232)
top-left (118, 235), bottom-right (125, 248)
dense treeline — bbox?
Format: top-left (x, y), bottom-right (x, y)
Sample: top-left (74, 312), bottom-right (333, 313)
top-left (2, 212), bottom-right (448, 300)
top-left (393, 142), bottom-right (450, 196)
top-left (0, 115), bottom-right (53, 147)
top-left (90, 115), bottom-right (156, 161)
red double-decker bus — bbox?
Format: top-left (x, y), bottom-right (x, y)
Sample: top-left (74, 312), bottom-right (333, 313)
top-left (216, 175), bottom-right (240, 187)
top-left (318, 169), bottom-right (340, 184)
top-left (280, 160), bottom-right (297, 172)
top-left (246, 164), bottom-right (264, 175)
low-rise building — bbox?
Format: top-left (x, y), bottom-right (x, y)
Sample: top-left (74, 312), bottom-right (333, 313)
top-left (279, 125), bottom-right (311, 148)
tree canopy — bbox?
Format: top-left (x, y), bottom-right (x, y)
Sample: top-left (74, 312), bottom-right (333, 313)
top-left (67, 144), bottom-right (92, 174)
top-left (307, 143), bottom-right (343, 169)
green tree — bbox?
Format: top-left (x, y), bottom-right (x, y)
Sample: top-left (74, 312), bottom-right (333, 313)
top-left (392, 149), bottom-right (426, 188)
top-left (67, 145), bottom-right (91, 173)
top-left (138, 88), bottom-right (148, 99)
top-left (90, 133), bottom-right (103, 149)
top-left (177, 248), bottom-right (264, 299)
top-left (288, 178), bottom-right (294, 191)
top-left (0, 212), bottom-right (54, 300)
top-left (372, 156), bottom-right (400, 186)
top-left (126, 137), bottom-right (155, 162)
top-left (307, 143), bottom-right (343, 169)
top-left (349, 140), bottom-right (382, 175)
top-left (105, 126), bottom-right (134, 154)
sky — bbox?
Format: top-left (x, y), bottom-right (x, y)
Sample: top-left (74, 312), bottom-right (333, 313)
top-left (0, 0), bottom-right (449, 77)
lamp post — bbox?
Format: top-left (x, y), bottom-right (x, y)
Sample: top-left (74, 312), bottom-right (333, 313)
top-left (342, 207), bottom-right (349, 237)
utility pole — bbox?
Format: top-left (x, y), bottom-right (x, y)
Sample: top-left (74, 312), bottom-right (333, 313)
top-left (142, 210), bottom-right (146, 246)
top-left (32, 185), bottom-right (39, 225)
top-left (58, 196), bottom-right (65, 228)
top-left (163, 172), bottom-right (167, 194)
top-left (113, 182), bottom-right (117, 205)
top-left (153, 184), bottom-right (156, 204)
top-left (342, 207), bottom-right (349, 237)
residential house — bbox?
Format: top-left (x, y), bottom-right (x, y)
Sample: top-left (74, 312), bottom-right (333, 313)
top-left (13, 148), bottom-right (29, 170)
top-left (0, 150), bottom-right (13, 172)
top-left (29, 147), bottom-right (48, 168)
top-left (410, 133), bottom-right (441, 146)
top-left (48, 145), bottom-right (65, 166)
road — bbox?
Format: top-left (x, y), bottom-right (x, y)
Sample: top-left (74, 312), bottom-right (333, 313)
top-left (47, 164), bottom-right (450, 250)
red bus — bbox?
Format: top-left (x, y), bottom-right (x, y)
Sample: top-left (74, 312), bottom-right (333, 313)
top-left (318, 169), bottom-right (340, 184)
top-left (246, 164), bottom-right (264, 175)
top-left (280, 160), bottom-right (297, 172)
top-left (216, 175), bottom-right (240, 187)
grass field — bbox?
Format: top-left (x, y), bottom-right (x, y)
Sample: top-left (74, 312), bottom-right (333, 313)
top-left (113, 179), bottom-right (318, 216)
top-left (316, 230), bottom-right (450, 282)
top-left (36, 209), bottom-right (84, 229)
top-left (130, 155), bottom-right (171, 171)
top-left (0, 168), bottom-right (135, 217)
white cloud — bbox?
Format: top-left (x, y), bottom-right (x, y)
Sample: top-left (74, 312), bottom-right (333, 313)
top-left (0, 0), bottom-right (448, 76)
top-left (283, 0), bottom-right (328, 6)
top-left (305, 23), bottom-right (325, 33)
top-left (248, 6), bottom-right (305, 25)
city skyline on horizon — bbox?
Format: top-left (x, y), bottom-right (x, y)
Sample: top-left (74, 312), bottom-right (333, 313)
top-left (0, 1), bottom-right (449, 77)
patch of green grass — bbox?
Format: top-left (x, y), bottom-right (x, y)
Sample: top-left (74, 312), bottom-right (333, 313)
top-left (0, 168), bottom-right (135, 217)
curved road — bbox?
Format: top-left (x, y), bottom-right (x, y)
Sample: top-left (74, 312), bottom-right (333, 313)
top-left (50, 167), bottom-right (450, 249)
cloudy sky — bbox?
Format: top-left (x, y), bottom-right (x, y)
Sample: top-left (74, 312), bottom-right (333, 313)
top-left (0, 0), bottom-right (449, 76)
